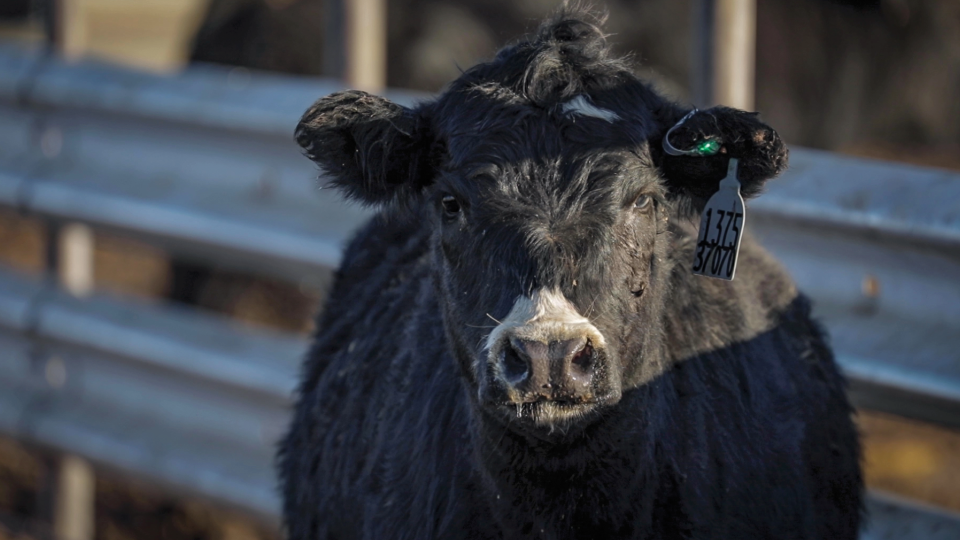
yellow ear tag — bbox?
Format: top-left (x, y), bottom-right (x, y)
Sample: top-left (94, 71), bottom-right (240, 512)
top-left (692, 158), bottom-right (745, 280)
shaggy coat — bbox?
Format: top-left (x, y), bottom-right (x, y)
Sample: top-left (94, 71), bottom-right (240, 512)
top-left (279, 9), bottom-right (862, 540)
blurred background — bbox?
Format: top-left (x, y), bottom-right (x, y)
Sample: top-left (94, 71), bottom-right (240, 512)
top-left (0, 0), bottom-right (959, 539)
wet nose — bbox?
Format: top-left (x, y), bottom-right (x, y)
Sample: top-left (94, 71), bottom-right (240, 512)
top-left (499, 335), bottom-right (597, 401)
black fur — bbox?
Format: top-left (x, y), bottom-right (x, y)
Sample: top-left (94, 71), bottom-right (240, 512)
top-left (280, 7), bottom-right (861, 540)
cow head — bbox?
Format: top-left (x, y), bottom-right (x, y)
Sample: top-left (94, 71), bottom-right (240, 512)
top-left (296, 12), bottom-right (787, 437)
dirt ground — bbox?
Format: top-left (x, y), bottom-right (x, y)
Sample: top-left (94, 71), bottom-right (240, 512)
top-left (860, 411), bottom-right (960, 512)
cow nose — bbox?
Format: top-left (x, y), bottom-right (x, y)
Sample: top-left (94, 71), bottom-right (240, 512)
top-left (499, 335), bottom-right (596, 401)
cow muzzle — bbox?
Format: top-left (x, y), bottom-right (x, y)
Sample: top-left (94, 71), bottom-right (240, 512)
top-left (498, 332), bottom-right (600, 403)
top-left (484, 289), bottom-right (610, 407)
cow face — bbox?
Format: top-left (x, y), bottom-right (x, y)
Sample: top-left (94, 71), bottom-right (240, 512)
top-left (295, 16), bottom-right (787, 436)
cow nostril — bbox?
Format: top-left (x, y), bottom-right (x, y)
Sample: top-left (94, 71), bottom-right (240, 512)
top-left (501, 344), bottom-right (529, 384)
top-left (570, 341), bottom-right (595, 374)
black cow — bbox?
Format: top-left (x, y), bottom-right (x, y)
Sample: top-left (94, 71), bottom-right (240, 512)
top-left (279, 9), bottom-right (862, 540)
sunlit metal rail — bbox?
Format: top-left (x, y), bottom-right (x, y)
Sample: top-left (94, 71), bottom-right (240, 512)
top-left (1, 44), bottom-right (959, 536)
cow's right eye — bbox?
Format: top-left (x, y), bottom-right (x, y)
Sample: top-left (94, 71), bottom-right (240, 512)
top-left (441, 195), bottom-right (461, 217)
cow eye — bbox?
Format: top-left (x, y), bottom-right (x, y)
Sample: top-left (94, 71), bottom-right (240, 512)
top-left (634, 194), bottom-right (653, 211)
top-left (441, 195), bottom-right (461, 217)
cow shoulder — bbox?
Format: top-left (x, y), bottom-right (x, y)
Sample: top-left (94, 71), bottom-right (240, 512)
top-left (662, 222), bottom-right (797, 362)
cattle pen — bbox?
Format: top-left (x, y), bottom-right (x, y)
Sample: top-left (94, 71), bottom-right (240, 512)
top-left (1, 1), bottom-right (960, 539)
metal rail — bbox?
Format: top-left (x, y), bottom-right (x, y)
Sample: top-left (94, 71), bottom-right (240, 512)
top-left (750, 149), bottom-right (960, 429)
top-left (1, 43), bottom-right (960, 536)
top-left (0, 267), bottom-right (298, 523)
top-left (0, 42), bottom-right (420, 284)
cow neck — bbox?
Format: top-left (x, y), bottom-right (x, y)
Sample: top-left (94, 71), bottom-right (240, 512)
top-left (467, 384), bottom-right (671, 538)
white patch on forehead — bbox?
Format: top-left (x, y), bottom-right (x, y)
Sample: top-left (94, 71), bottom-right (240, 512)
top-left (484, 288), bottom-right (603, 352)
top-left (560, 95), bottom-right (620, 123)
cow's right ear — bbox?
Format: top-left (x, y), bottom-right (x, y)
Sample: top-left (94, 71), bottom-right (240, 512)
top-left (295, 90), bottom-right (435, 206)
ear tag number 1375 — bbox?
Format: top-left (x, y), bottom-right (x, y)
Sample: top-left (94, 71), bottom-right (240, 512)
top-left (692, 158), bottom-right (745, 280)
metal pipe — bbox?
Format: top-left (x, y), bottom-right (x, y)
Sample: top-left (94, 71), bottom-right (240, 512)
top-left (344, 0), bottom-right (386, 92)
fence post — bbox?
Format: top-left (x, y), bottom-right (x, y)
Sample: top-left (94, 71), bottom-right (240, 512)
top-left (325, 0), bottom-right (386, 93)
top-left (51, 0), bottom-right (86, 60)
top-left (42, 5), bottom-right (98, 534)
top-left (40, 221), bottom-right (97, 540)
top-left (692, 0), bottom-right (756, 110)
top-left (50, 454), bottom-right (96, 540)
top-left (56, 222), bottom-right (94, 296)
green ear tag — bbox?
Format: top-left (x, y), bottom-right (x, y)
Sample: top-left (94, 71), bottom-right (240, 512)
top-left (692, 158), bottom-right (745, 280)
top-left (696, 139), bottom-right (721, 156)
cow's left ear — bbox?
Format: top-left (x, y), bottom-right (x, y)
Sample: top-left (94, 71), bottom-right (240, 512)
top-left (295, 90), bottom-right (435, 206)
top-left (655, 106), bottom-right (788, 206)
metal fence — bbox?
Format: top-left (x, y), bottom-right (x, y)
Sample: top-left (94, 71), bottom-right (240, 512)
top-left (1, 43), bottom-right (959, 538)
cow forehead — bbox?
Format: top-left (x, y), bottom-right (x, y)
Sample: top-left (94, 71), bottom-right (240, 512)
top-left (442, 126), bottom-right (646, 179)
top-left (435, 92), bottom-right (656, 199)
top-left (436, 89), bottom-right (644, 144)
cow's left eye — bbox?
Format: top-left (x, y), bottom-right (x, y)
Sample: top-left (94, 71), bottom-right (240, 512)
top-left (441, 195), bottom-right (462, 217)
top-left (634, 194), bottom-right (653, 211)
